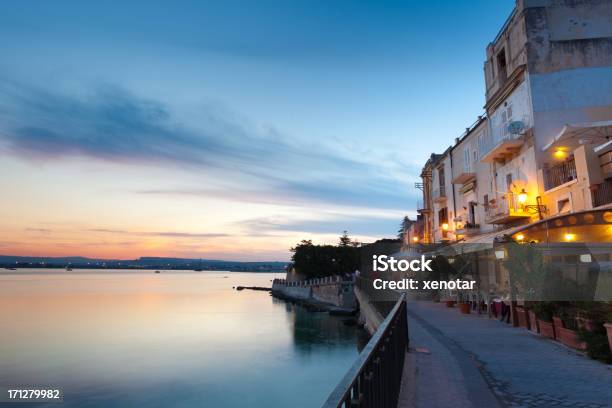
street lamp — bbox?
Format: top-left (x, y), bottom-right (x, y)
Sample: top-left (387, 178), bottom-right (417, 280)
top-left (517, 189), bottom-right (547, 220)
top-left (518, 188), bottom-right (528, 204)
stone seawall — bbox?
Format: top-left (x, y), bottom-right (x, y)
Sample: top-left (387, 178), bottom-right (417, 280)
top-left (272, 276), bottom-right (356, 314)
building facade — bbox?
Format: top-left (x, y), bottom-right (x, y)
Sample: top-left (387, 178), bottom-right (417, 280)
top-left (417, 0), bottom-right (612, 244)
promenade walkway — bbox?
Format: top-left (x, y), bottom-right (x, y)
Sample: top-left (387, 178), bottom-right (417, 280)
top-left (398, 301), bottom-right (612, 408)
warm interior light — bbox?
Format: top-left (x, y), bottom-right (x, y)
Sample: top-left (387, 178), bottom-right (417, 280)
top-left (564, 233), bottom-right (576, 242)
top-left (413, 236), bottom-right (419, 242)
top-left (516, 233), bottom-right (525, 241)
top-left (518, 189), bottom-right (528, 204)
top-left (553, 149), bottom-right (567, 159)
top-left (442, 223), bottom-right (449, 231)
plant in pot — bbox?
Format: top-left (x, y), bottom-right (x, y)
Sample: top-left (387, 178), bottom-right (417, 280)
top-left (556, 309), bottom-right (586, 350)
top-left (504, 242), bottom-right (547, 329)
top-left (532, 302), bottom-right (555, 339)
top-left (578, 303), bottom-right (612, 362)
top-left (447, 254), bottom-right (472, 314)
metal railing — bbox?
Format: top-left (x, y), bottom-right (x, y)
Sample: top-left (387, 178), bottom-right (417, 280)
top-left (544, 158), bottom-right (577, 191)
top-left (322, 293), bottom-right (408, 408)
top-left (485, 192), bottom-right (523, 223)
top-left (592, 179), bottom-right (612, 207)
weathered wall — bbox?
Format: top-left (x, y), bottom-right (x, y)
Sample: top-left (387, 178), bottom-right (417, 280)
top-left (272, 279), bottom-right (356, 310)
top-left (450, 119), bottom-right (496, 234)
top-left (529, 67), bottom-right (612, 157)
top-left (354, 287), bottom-right (384, 335)
top-left (312, 282), bottom-right (356, 309)
top-left (272, 281), bottom-right (311, 300)
top-left (524, 0), bottom-right (612, 75)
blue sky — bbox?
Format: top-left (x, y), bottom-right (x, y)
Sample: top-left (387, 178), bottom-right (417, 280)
top-left (0, 1), bottom-right (514, 260)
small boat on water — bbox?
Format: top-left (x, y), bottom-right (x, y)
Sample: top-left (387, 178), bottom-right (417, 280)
top-left (65, 265), bottom-right (73, 271)
top-left (193, 258), bottom-right (203, 272)
top-left (155, 270), bottom-right (161, 274)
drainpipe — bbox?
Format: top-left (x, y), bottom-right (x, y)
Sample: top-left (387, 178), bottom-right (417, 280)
top-left (449, 148), bottom-right (457, 227)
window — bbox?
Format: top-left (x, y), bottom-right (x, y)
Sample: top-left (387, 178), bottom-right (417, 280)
top-left (438, 207), bottom-right (448, 225)
top-left (557, 198), bottom-right (571, 214)
top-left (497, 49), bottom-right (507, 81)
top-left (464, 149), bottom-right (470, 172)
top-left (484, 194), bottom-right (489, 211)
top-left (468, 202), bottom-right (477, 225)
top-left (505, 174), bottom-right (513, 192)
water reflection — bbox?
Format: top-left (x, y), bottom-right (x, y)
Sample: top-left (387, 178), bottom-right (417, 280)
top-left (0, 270), bottom-right (364, 408)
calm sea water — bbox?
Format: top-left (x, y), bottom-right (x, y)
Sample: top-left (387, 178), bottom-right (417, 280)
top-left (0, 270), bottom-right (365, 407)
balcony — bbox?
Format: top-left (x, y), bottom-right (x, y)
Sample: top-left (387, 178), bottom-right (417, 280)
top-left (544, 158), bottom-right (577, 191)
top-left (480, 133), bottom-right (524, 163)
top-left (432, 185), bottom-right (447, 203)
top-left (416, 200), bottom-right (431, 214)
top-left (455, 222), bottom-right (481, 237)
top-left (451, 169), bottom-right (476, 184)
top-left (592, 179), bottom-right (612, 208)
top-left (485, 192), bottom-right (531, 225)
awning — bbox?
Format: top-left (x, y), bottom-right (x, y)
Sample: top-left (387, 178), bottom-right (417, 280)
top-left (427, 226), bottom-right (521, 256)
top-left (543, 120), bottom-right (612, 152)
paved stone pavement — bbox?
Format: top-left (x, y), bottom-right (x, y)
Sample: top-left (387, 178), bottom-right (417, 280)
top-left (398, 301), bottom-right (612, 408)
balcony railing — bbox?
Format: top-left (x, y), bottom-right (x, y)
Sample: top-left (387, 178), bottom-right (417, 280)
top-left (592, 179), bottom-right (612, 208)
top-left (479, 117), bottom-right (530, 163)
top-left (485, 192), bottom-right (531, 225)
top-left (544, 158), bottom-right (577, 191)
top-left (455, 222), bottom-right (481, 236)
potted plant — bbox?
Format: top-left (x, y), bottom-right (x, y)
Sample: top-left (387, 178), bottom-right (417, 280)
top-left (527, 308), bottom-right (538, 333)
top-left (459, 301), bottom-right (471, 314)
top-left (533, 302), bottom-right (555, 339)
top-left (515, 305), bottom-right (529, 329)
top-left (605, 322), bottom-right (612, 352)
top-left (556, 311), bottom-right (586, 350)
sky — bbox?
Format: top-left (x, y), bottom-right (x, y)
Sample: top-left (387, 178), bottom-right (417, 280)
top-left (0, 0), bottom-right (514, 261)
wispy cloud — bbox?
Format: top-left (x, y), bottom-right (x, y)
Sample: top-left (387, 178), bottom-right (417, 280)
top-left (240, 213), bottom-right (401, 237)
top-left (0, 78), bottom-right (417, 212)
top-left (86, 229), bottom-right (229, 239)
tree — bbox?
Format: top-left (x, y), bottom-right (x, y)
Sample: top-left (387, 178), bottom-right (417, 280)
top-left (397, 216), bottom-right (413, 240)
top-left (290, 235), bottom-right (359, 279)
top-left (339, 230), bottom-right (352, 247)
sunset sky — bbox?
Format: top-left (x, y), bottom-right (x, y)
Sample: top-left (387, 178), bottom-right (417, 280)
top-left (0, 1), bottom-right (513, 261)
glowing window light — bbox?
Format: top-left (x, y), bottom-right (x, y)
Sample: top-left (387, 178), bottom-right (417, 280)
top-left (564, 233), bottom-right (576, 242)
top-left (516, 233), bottom-right (525, 241)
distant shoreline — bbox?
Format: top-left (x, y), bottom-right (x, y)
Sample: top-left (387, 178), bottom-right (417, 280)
top-left (0, 256), bottom-right (288, 273)
top-left (1, 266), bottom-right (284, 273)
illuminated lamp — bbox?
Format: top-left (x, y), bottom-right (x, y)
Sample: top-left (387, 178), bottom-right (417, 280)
top-left (413, 236), bottom-right (419, 242)
top-left (516, 233), bottom-right (525, 241)
top-left (564, 233), bottom-right (576, 242)
top-left (442, 223), bottom-right (449, 231)
top-left (495, 250), bottom-right (506, 260)
top-left (518, 189), bottom-right (528, 204)
top-left (553, 148), bottom-right (567, 159)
